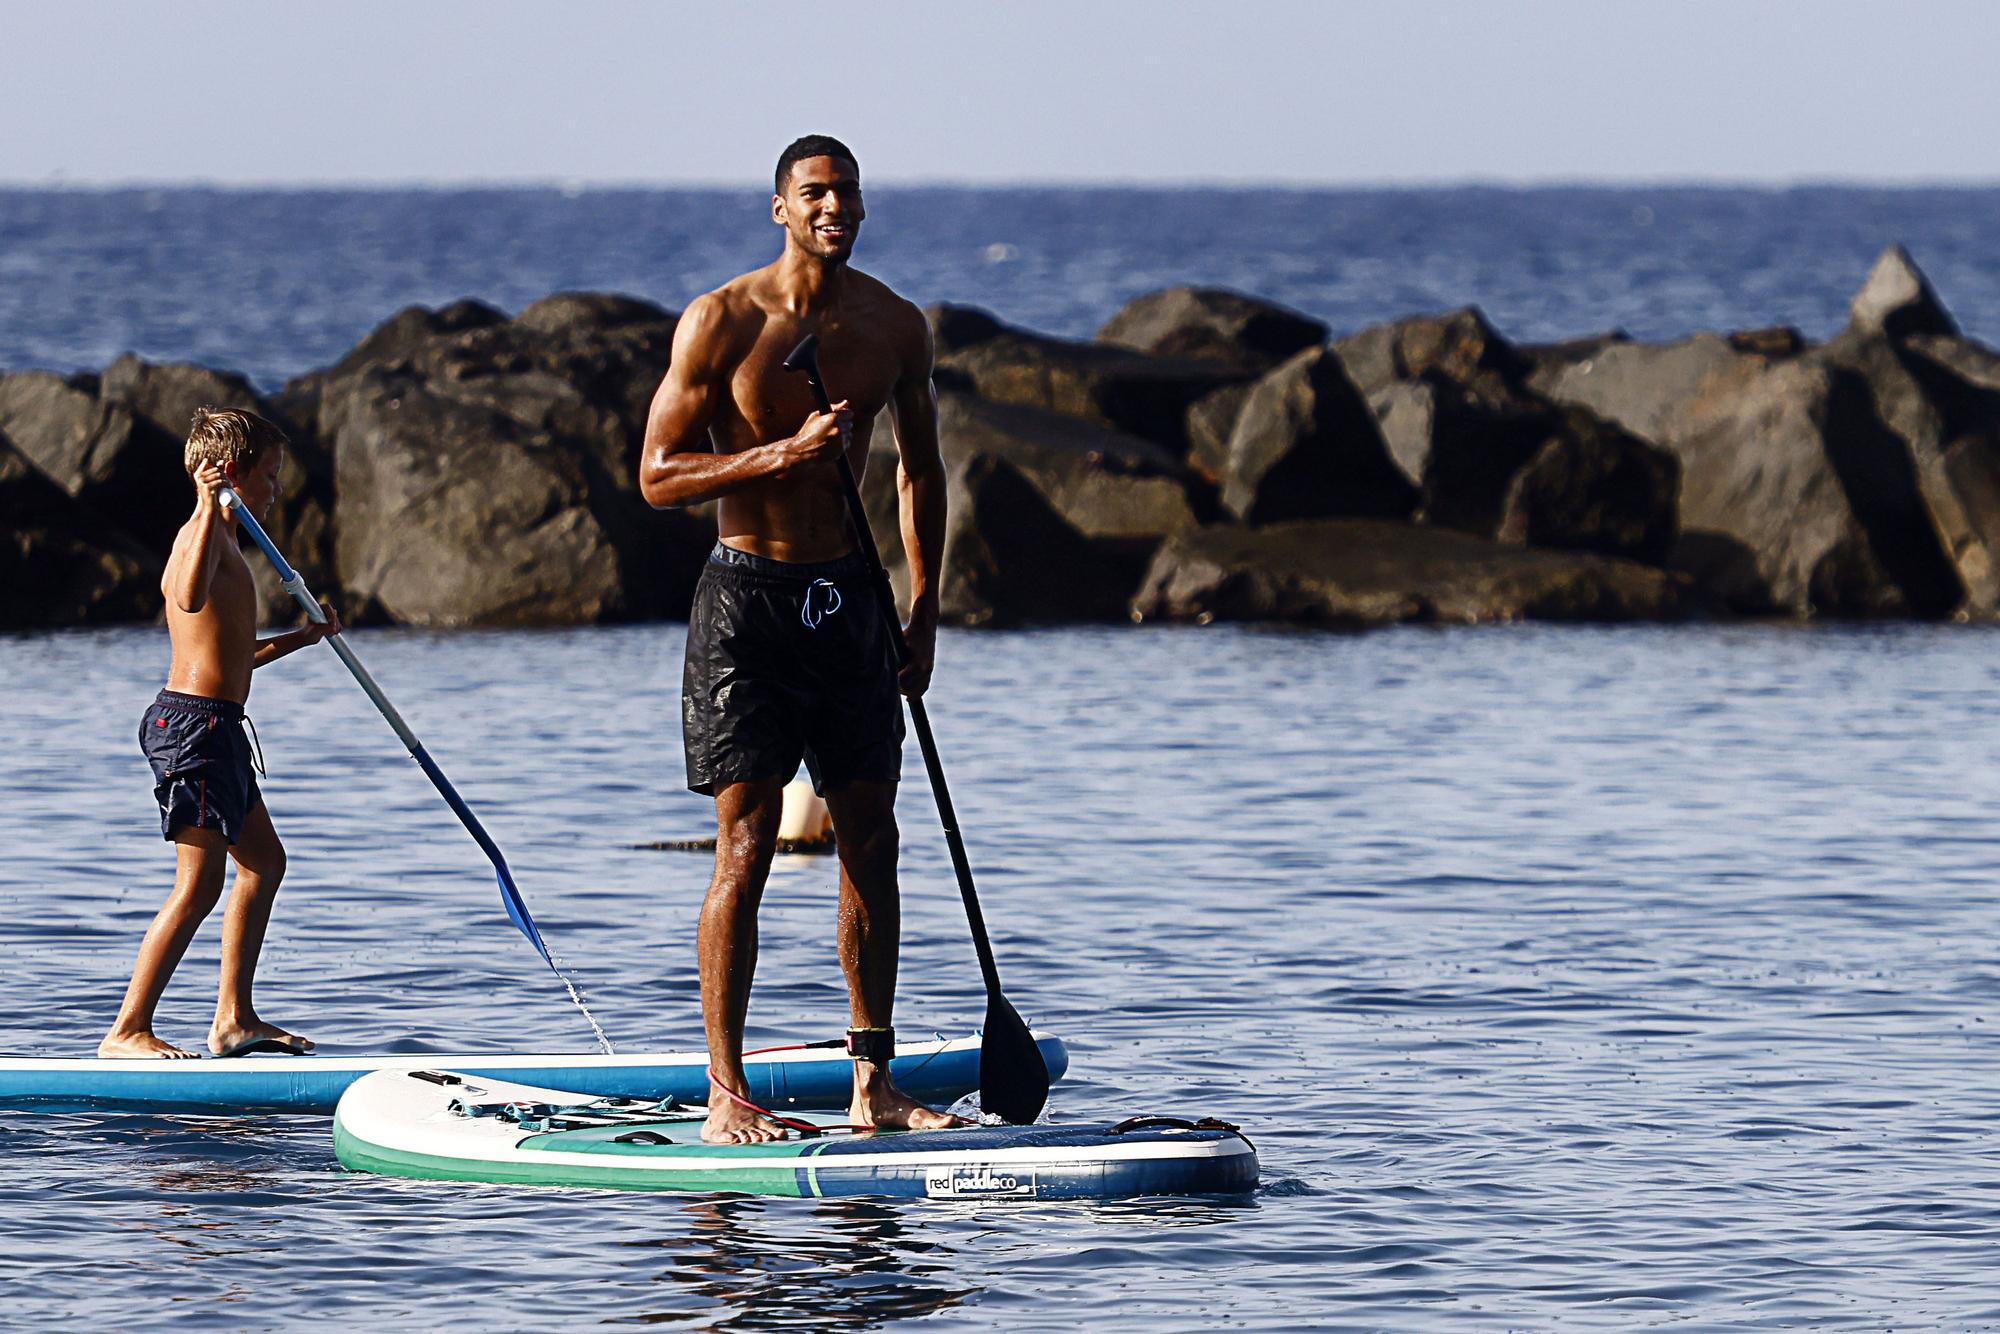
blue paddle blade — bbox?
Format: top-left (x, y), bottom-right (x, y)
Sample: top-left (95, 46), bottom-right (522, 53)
top-left (493, 866), bottom-right (553, 966)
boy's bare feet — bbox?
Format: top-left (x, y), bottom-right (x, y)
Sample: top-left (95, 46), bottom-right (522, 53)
top-left (852, 1070), bottom-right (957, 1131)
top-left (209, 1020), bottom-right (313, 1058)
top-left (97, 1029), bottom-right (200, 1059)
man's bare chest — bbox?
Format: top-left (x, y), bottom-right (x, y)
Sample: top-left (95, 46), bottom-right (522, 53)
top-left (729, 328), bottom-right (901, 440)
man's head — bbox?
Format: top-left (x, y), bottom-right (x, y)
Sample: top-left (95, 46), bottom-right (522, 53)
top-left (773, 134), bottom-right (863, 262)
top-left (185, 407), bottom-right (287, 514)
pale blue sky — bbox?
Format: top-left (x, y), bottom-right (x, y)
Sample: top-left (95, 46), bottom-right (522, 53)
top-left (4, 0), bottom-right (1994, 185)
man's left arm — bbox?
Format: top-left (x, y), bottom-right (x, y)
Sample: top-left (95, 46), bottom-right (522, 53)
top-left (887, 312), bottom-right (944, 697)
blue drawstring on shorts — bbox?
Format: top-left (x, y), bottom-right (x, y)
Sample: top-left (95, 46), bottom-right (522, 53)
top-left (802, 579), bottom-right (843, 629)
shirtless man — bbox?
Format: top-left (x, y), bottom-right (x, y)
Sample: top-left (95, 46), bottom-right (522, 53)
top-left (639, 135), bottom-right (957, 1143)
top-left (98, 408), bottom-right (341, 1059)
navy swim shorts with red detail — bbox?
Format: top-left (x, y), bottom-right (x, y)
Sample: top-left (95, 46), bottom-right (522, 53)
top-left (140, 690), bottom-right (260, 844)
top-left (682, 543), bottom-right (905, 797)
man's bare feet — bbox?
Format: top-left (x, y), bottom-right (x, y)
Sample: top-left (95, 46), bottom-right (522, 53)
top-left (209, 1020), bottom-right (313, 1058)
top-left (852, 1071), bottom-right (957, 1131)
top-left (97, 1029), bottom-right (199, 1059)
top-left (702, 1081), bottom-right (789, 1145)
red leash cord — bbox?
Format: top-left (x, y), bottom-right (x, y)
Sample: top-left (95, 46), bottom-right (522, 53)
top-left (707, 1041), bottom-right (977, 1136)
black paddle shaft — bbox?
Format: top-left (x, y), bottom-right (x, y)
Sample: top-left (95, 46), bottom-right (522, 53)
top-left (780, 336), bottom-right (1012, 994)
top-left (783, 338), bottom-right (1046, 1125)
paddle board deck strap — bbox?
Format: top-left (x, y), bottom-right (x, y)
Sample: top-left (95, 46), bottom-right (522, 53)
top-left (333, 1069), bottom-right (1259, 1200)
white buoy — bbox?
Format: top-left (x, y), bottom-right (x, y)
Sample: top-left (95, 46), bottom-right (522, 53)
top-left (777, 776), bottom-right (833, 844)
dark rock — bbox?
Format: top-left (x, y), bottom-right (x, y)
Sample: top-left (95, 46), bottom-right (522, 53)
top-left (1097, 287), bottom-right (1327, 372)
top-left (0, 370), bottom-right (185, 556)
top-left (100, 355), bottom-right (262, 442)
top-left (926, 304), bottom-right (1008, 355)
top-left (312, 296), bottom-right (709, 625)
top-left (936, 312), bottom-right (1247, 454)
top-left (1848, 244), bottom-right (1956, 341)
top-left (1496, 409), bottom-right (1680, 563)
top-left (861, 390), bottom-right (1203, 624)
top-left (1820, 328), bottom-right (2000, 616)
top-left (1222, 347), bottom-right (1417, 524)
top-left (1185, 381), bottom-right (1256, 483)
top-left (0, 434), bottom-right (162, 627)
top-left (324, 368), bottom-right (624, 626)
top-left (325, 299), bottom-right (509, 379)
top-left (1131, 519), bottom-right (1688, 627)
top-left (1727, 327), bottom-right (1807, 357)
top-left (515, 292), bottom-right (673, 334)
top-left (1331, 308), bottom-right (1676, 560)
top-left (1371, 373), bottom-right (1555, 533)
top-left (1333, 307), bottom-right (1528, 401)
top-left (1538, 335), bottom-right (1961, 616)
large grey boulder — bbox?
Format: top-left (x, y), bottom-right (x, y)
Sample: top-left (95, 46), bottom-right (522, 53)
top-left (936, 311), bottom-right (1247, 455)
top-left (311, 296), bottom-right (710, 626)
top-left (0, 434), bottom-right (162, 627)
top-left (325, 374), bottom-right (624, 626)
top-left (1220, 347), bottom-right (1417, 524)
top-left (860, 390), bottom-right (1203, 624)
top-left (0, 371), bottom-right (185, 556)
top-left (1539, 334), bottom-right (1960, 616)
top-left (1097, 287), bottom-right (1327, 372)
top-left (1131, 519), bottom-right (1688, 627)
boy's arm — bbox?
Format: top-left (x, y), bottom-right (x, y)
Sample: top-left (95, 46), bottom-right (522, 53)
top-left (887, 309), bottom-right (945, 698)
top-left (253, 598), bottom-right (343, 669)
top-left (637, 293), bottom-right (851, 508)
top-left (163, 463), bottom-right (228, 612)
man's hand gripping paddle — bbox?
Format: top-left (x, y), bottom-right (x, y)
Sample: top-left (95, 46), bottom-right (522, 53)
top-left (217, 487), bottom-right (608, 1050)
top-left (782, 334), bottom-right (1051, 1124)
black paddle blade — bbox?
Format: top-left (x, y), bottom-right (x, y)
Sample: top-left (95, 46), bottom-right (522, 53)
top-left (980, 993), bottom-right (1051, 1125)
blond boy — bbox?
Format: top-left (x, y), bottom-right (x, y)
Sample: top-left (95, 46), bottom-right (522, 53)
top-left (98, 409), bottom-right (341, 1059)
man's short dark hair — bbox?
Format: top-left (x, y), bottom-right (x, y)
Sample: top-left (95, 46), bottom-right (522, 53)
top-left (775, 135), bottom-right (859, 195)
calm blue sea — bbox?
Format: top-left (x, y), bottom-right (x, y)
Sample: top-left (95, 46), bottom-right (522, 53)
top-left (8, 189), bottom-right (2000, 1329)
top-left (1, 186), bottom-right (1997, 386)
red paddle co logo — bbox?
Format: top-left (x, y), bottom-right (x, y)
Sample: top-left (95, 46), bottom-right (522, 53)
top-left (927, 1164), bottom-right (1035, 1198)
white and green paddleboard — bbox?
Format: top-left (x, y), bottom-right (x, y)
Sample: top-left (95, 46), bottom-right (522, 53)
top-left (334, 1069), bottom-right (1258, 1200)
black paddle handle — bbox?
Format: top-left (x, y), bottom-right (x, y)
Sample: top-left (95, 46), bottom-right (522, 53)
top-left (790, 346), bottom-right (1006, 996)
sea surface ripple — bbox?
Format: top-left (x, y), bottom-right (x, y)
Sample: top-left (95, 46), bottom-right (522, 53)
top-left (5, 622), bottom-right (2000, 1328)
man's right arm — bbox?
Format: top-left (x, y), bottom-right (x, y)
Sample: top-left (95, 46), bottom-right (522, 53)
top-left (638, 294), bottom-right (850, 509)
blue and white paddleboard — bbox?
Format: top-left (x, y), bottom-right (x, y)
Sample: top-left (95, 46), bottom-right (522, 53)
top-left (334, 1068), bottom-right (1257, 1200)
top-left (0, 1032), bottom-right (1068, 1115)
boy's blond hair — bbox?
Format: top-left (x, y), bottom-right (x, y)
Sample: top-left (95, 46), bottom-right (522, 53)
top-left (184, 407), bottom-right (287, 475)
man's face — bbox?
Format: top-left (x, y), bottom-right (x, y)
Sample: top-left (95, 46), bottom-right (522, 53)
top-left (774, 155), bottom-right (864, 261)
top-left (227, 446), bottom-right (284, 519)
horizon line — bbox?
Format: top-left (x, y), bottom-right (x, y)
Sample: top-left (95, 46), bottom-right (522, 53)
top-left (5, 174), bottom-right (2000, 193)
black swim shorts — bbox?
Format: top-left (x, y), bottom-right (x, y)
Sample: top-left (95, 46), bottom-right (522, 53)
top-left (683, 543), bottom-right (906, 796)
top-left (140, 690), bottom-right (261, 844)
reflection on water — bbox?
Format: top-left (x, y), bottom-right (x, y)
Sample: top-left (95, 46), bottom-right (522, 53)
top-left (628, 1198), bottom-right (977, 1330)
top-left (7, 622), bottom-right (2000, 1327)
